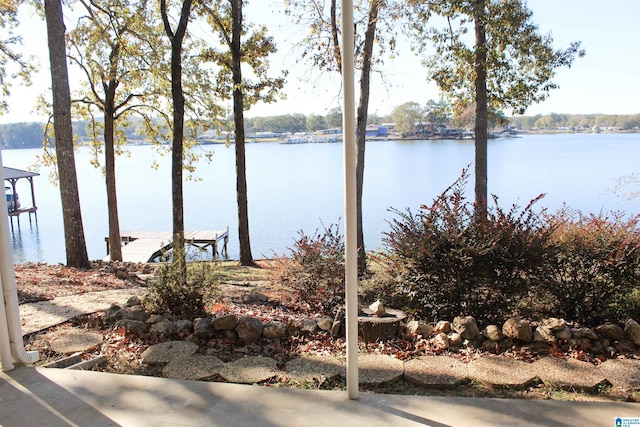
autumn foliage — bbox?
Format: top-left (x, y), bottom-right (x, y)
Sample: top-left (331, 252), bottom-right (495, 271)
top-left (380, 168), bottom-right (640, 326)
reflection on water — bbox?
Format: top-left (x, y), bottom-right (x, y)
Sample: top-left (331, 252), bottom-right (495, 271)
top-left (3, 132), bottom-right (640, 265)
top-left (10, 216), bottom-right (43, 264)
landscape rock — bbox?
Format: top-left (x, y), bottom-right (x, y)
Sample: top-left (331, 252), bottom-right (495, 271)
top-left (317, 317), bottom-right (333, 331)
top-left (616, 340), bottom-right (636, 353)
top-left (533, 326), bottom-right (556, 344)
top-left (502, 317), bottom-right (532, 342)
top-left (243, 290), bottom-right (268, 303)
top-left (596, 323), bottom-right (625, 341)
top-left (582, 328), bottom-right (598, 340)
top-left (447, 332), bottom-right (462, 348)
top-left (263, 321), bottom-right (287, 339)
top-left (213, 314), bottom-right (238, 331)
top-left (542, 317), bottom-right (567, 332)
top-left (369, 300), bottom-right (386, 317)
top-left (300, 319), bottom-right (318, 334)
top-left (556, 326), bottom-right (572, 341)
top-left (482, 325), bottom-right (504, 341)
top-left (286, 319), bottom-right (301, 336)
top-left (434, 320), bottom-right (451, 334)
top-left (624, 319), bottom-right (640, 345)
top-left (431, 332), bottom-right (450, 350)
top-left (406, 320), bottom-right (434, 337)
top-left (175, 319), bottom-right (193, 334)
top-left (194, 317), bottom-right (215, 338)
top-left (404, 356), bottom-right (468, 388)
top-left (125, 296), bottom-right (141, 307)
top-left (236, 316), bottom-right (263, 342)
top-left (146, 314), bottom-right (165, 324)
top-left (452, 316), bottom-right (479, 340)
top-left (121, 305), bottom-right (150, 322)
top-left (116, 319), bottom-right (148, 336)
top-left (103, 304), bottom-right (123, 321)
top-left (151, 319), bottom-right (176, 335)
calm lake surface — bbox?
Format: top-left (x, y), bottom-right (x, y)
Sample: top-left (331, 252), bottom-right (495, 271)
top-left (3, 132), bottom-right (640, 264)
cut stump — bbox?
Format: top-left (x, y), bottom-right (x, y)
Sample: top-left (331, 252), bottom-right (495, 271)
top-left (358, 308), bottom-right (406, 343)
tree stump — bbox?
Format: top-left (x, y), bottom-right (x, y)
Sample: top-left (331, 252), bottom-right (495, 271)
top-left (358, 308), bottom-right (407, 343)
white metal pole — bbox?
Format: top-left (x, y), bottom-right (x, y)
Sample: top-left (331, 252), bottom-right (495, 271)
top-left (340, 0), bottom-right (359, 400)
top-left (0, 149), bottom-right (15, 370)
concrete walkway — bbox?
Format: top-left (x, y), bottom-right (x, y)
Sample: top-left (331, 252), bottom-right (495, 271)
top-left (1, 366), bottom-right (638, 427)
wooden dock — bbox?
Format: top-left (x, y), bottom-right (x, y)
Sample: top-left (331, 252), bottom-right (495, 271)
top-left (105, 230), bottom-right (229, 263)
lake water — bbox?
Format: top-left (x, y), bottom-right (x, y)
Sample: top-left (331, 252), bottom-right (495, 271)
top-left (3, 132), bottom-right (640, 264)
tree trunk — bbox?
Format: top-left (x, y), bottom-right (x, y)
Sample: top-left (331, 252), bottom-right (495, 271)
top-left (355, 0), bottom-right (379, 274)
top-left (474, 0), bottom-right (488, 221)
top-left (44, 0), bottom-right (90, 269)
top-left (161, 0), bottom-right (192, 280)
top-left (231, 0), bottom-right (255, 267)
top-left (104, 84), bottom-right (123, 261)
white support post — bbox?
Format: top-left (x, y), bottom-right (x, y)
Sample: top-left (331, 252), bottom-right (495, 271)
top-left (340, 0), bottom-right (359, 400)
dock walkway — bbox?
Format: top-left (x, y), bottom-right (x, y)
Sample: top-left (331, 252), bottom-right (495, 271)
top-left (105, 230), bottom-right (229, 263)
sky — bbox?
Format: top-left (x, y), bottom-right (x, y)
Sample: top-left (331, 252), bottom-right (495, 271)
top-left (0, 0), bottom-right (638, 124)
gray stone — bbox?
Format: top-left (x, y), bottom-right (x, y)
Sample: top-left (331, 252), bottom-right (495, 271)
top-left (146, 314), bottom-right (165, 324)
top-left (624, 319), bottom-right (640, 345)
top-left (582, 328), bottom-right (598, 340)
top-left (243, 290), bottom-right (268, 303)
top-left (482, 325), bottom-right (504, 341)
top-left (194, 317), bottom-right (215, 338)
top-left (103, 304), bottom-right (123, 321)
top-left (213, 314), bottom-right (238, 331)
top-left (616, 340), bottom-right (636, 353)
top-left (219, 356), bottom-right (278, 384)
top-left (406, 320), bottom-right (434, 337)
top-left (369, 300), bottom-right (386, 317)
top-left (121, 305), bottom-right (150, 322)
top-left (431, 332), bottom-right (450, 350)
top-left (286, 319), bottom-right (301, 336)
top-left (502, 317), bottom-right (532, 342)
top-left (300, 319), bottom-right (318, 334)
top-left (141, 340), bottom-right (199, 364)
top-left (236, 317), bottom-right (263, 342)
top-left (596, 323), bottom-right (625, 341)
top-left (434, 321), bottom-right (451, 334)
top-left (542, 317), bottom-right (567, 332)
top-left (579, 338), bottom-right (592, 350)
top-left (162, 354), bottom-right (225, 380)
top-left (533, 326), bottom-right (556, 344)
top-left (151, 319), bottom-right (176, 335)
top-left (556, 326), bottom-right (572, 341)
top-left (590, 340), bottom-right (605, 354)
top-left (125, 296), bottom-right (141, 307)
top-left (263, 321), bottom-right (287, 339)
top-left (452, 316), bottom-right (479, 340)
top-left (175, 319), bottom-right (193, 333)
top-left (116, 319), bottom-right (148, 336)
top-left (317, 317), bottom-right (333, 331)
top-left (447, 332), bottom-right (462, 348)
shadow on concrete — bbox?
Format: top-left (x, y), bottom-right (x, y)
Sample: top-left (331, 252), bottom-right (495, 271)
top-left (0, 367), bottom-right (118, 427)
